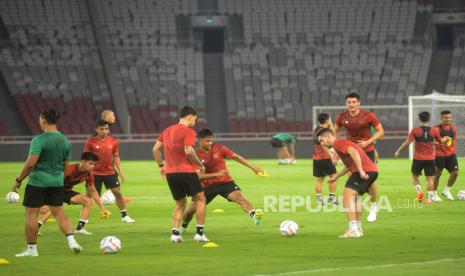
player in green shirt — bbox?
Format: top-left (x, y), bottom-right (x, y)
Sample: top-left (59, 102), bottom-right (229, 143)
top-left (270, 133), bottom-right (297, 165)
top-left (12, 109), bottom-right (83, 257)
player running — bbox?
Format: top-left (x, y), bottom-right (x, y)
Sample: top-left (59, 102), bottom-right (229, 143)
top-left (270, 133), bottom-right (297, 165)
top-left (313, 113), bottom-right (338, 206)
top-left (37, 152), bottom-right (111, 235)
top-left (335, 92), bottom-right (384, 222)
top-left (12, 109), bottom-right (82, 257)
top-left (433, 110), bottom-right (458, 200)
top-left (394, 112), bottom-right (447, 204)
top-left (152, 106), bottom-right (209, 243)
top-left (316, 128), bottom-right (378, 238)
top-left (84, 120), bottom-right (134, 223)
top-left (179, 129), bottom-right (265, 233)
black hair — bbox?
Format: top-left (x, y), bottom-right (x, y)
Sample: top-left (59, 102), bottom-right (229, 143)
top-left (96, 119), bottom-right (109, 128)
top-left (418, 111), bottom-right (430, 122)
top-left (441, 110), bottom-right (452, 116)
top-left (40, 109), bottom-right (60, 124)
top-left (317, 113), bottom-right (330, 124)
top-left (315, 128), bottom-right (334, 139)
top-left (81, 151), bottom-right (99, 162)
top-left (345, 92), bottom-right (360, 101)
top-left (197, 128), bottom-right (214, 138)
top-left (180, 106), bottom-right (197, 118)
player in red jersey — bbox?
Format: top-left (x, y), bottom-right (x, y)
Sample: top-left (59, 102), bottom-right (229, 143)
top-left (313, 113), bottom-right (338, 206)
top-left (84, 120), bottom-right (134, 223)
top-left (316, 128), bottom-right (378, 238)
top-left (394, 112), bottom-right (447, 204)
top-left (37, 152), bottom-right (111, 235)
top-left (433, 110), bottom-right (458, 200)
top-left (179, 129), bottom-right (265, 233)
top-left (152, 106), bottom-right (208, 243)
top-left (335, 92), bottom-right (384, 222)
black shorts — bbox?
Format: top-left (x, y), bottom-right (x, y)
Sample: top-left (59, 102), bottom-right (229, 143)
top-left (63, 190), bottom-right (80, 204)
top-left (366, 150), bottom-right (376, 163)
top-left (270, 138), bottom-right (285, 148)
top-left (94, 174), bottom-right (120, 195)
top-left (345, 172), bottom-right (378, 195)
top-left (313, 159), bottom-right (337, 177)
top-left (411, 160), bottom-right (435, 176)
top-left (166, 173), bottom-right (203, 200)
top-left (23, 185), bottom-right (64, 208)
top-left (435, 154), bottom-right (459, 173)
top-left (204, 181), bottom-right (241, 204)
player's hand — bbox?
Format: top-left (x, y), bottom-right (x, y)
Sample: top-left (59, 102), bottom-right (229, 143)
top-left (199, 165), bottom-right (206, 173)
top-left (357, 140), bottom-right (371, 149)
top-left (252, 167), bottom-right (264, 174)
top-left (394, 151), bottom-right (400, 158)
top-left (119, 173), bottom-right (126, 183)
top-left (100, 209), bottom-right (112, 219)
top-left (360, 171), bottom-right (369, 180)
top-left (12, 179), bottom-right (21, 193)
top-left (217, 169), bottom-right (228, 176)
top-left (160, 167), bottom-right (166, 178)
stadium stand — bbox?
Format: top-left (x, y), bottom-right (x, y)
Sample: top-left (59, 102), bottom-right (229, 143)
top-left (446, 39), bottom-right (465, 95)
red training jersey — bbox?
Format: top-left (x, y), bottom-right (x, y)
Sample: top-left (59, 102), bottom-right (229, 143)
top-left (83, 136), bottom-right (119, 175)
top-left (196, 144), bottom-right (235, 187)
top-left (332, 140), bottom-right (377, 173)
top-left (407, 126), bottom-right (442, 160)
top-left (158, 124), bottom-right (198, 174)
top-left (335, 109), bottom-right (381, 152)
top-left (313, 127), bottom-right (331, 160)
top-left (434, 124), bottom-right (457, 157)
top-left (63, 163), bottom-right (94, 191)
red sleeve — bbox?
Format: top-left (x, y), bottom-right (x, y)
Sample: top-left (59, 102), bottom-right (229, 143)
top-left (431, 127), bottom-right (442, 142)
top-left (407, 128), bottom-right (416, 142)
top-left (335, 114), bottom-right (343, 127)
top-left (221, 145), bottom-right (235, 159)
top-left (157, 131), bottom-right (164, 142)
top-left (87, 172), bottom-right (94, 187)
top-left (333, 140), bottom-right (349, 154)
top-left (368, 112), bottom-right (380, 128)
top-left (83, 140), bottom-right (91, 152)
top-left (184, 129), bottom-right (196, 146)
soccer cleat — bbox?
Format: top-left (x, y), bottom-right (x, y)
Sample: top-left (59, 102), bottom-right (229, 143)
top-left (426, 199), bottom-right (433, 205)
top-left (442, 190), bottom-right (454, 201)
top-left (416, 191), bottom-right (424, 203)
top-left (339, 230), bottom-right (361, 238)
top-left (328, 197), bottom-right (338, 205)
top-left (179, 227), bottom-right (187, 235)
top-left (171, 235), bottom-right (183, 243)
top-left (194, 234), bottom-right (210, 242)
top-left (432, 193), bottom-right (443, 202)
top-left (74, 228), bottom-right (92, 235)
top-left (15, 250), bottom-right (38, 257)
top-left (253, 209), bottom-right (264, 226)
top-left (367, 207), bottom-right (377, 222)
top-left (278, 160), bottom-right (287, 165)
top-left (69, 242), bottom-right (83, 254)
top-left (122, 216), bottom-right (135, 223)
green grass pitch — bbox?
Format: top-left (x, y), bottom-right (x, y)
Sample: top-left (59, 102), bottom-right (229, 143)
top-left (1, 159), bottom-right (465, 275)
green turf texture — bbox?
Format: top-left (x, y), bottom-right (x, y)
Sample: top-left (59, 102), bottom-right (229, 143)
top-left (1, 159), bottom-right (464, 276)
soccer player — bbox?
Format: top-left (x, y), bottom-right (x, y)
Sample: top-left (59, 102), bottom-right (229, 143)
top-left (152, 106), bottom-right (209, 243)
top-left (84, 120), bottom-right (134, 223)
top-left (316, 128), bottom-right (378, 238)
top-left (335, 92), bottom-right (384, 222)
top-left (37, 152), bottom-right (112, 235)
top-left (179, 129), bottom-right (265, 232)
top-left (270, 133), bottom-right (297, 165)
top-left (394, 112), bottom-right (447, 204)
top-left (12, 109), bottom-right (82, 257)
top-left (313, 113), bottom-right (338, 206)
top-left (434, 110), bottom-right (458, 200)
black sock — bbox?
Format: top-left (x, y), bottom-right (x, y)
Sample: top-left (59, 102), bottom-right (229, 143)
top-left (181, 222), bottom-right (189, 228)
top-left (196, 225), bottom-right (204, 235)
top-left (172, 228), bottom-right (180, 236)
top-left (76, 220), bottom-right (86, 231)
top-left (249, 210), bottom-right (256, 218)
top-left (120, 210), bottom-right (127, 218)
top-left (329, 193), bottom-right (335, 199)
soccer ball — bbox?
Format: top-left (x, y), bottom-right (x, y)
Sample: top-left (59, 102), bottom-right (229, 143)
top-left (5, 192), bottom-right (20, 203)
top-left (101, 190), bottom-right (115, 205)
top-left (457, 190), bottom-right (465, 200)
top-left (280, 220), bottom-right (299, 237)
top-left (100, 236), bottom-right (121, 254)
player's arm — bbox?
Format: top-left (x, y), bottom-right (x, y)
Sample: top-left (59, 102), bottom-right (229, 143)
top-left (198, 170), bottom-right (228, 180)
top-left (359, 123), bottom-right (384, 149)
top-left (185, 145), bottom-right (205, 172)
top-left (328, 166), bottom-right (349, 184)
top-left (113, 152), bottom-right (125, 182)
top-left (12, 154), bottom-right (39, 192)
top-left (347, 146), bottom-right (368, 179)
top-left (394, 139), bottom-right (412, 157)
top-left (86, 184), bottom-right (104, 211)
top-left (232, 154), bottom-right (264, 174)
top-left (152, 140), bottom-right (164, 167)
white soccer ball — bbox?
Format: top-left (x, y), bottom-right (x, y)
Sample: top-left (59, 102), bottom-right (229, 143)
top-left (101, 190), bottom-right (115, 205)
top-left (457, 190), bottom-right (465, 200)
top-left (5, 192), bottom-right (20, 203)
top-left (100, 236), bottom-right (121, 254)
top-left (280, 220), bottom-right (299, 237)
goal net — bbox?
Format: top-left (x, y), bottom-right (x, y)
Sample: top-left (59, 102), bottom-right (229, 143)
top-left (409, 92), bottom-right (465, 159)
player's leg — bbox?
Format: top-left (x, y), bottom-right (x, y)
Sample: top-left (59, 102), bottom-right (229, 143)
top-left (366, 184), bottom-right (378, 222)
top-left (69, 193), bottom-right (93, 234)
top-left (191, 191), bottom-right (209, 241)
top-left (105, 175), bottom-right (134, 222)
top-left (94, 175), bottom-right (104, 196)
top-left (16, 207), bottom-right (41, 257)
top-left (48, 205), bottom-right (82, 253)
top-left (340, 187), bottom-right (361, 238)
top-left (412, 174), bottom-right (424, 202)
top-left (328, 173), bottom-right (338, 205)
top-left (37, 205), bottom-right (51, 234)
top-left (424, 161), bottom-right (436, 204)
top-left (227, 189), bottom-right (263, 225)
top-left (442, 156), bottom-right (459, 200)
top-left (434, 167), bottom-right (444, 201)
top-left (181, 186), bottom-right (216, 233)
top-left (314, 176), bottom-right (324, 206)
top-left (277, 147), bottom-right (288, 164)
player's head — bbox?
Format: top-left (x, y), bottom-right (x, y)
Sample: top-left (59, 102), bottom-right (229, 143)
top-left (101, 109), bottom-right (116, 124)
top-left (80, 151), bottom-right (99, 171)
top-left (39, 109), bottom-right (60, 130)
top-left (197, 128), bottom-right (214, 150)
top-left (95, 119), bottom-right (110, 138)
top-left (315, 128), bottom-right (335, 148)
top-left (345, 92), bottom-right (361, 113)
top-left (440, 110), bottom-right (452, 125)
top-left (179, 106), bottom-right (197, 127)
top-left (418, 111), bottom-right (430, 123)
top-left (317, 113), bottom-right (331, 126)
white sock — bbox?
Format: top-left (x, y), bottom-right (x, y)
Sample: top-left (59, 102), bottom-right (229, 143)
top-left (66, 234), bottom-right (77, 245)
top-left (357, 221), bottom-right (362, 231)
top-left (28, 244), bottom-right (37, 252)
top-left (434, 190), bottom-right (438, 196)
top-left (415, 185), bottom-right (422, 193)
top-left (444, 186), bottom-right (451, 193)
top-left (427, 191), bottom-right (434, 200)
top-left (349, 221), bottom-right (358, 232)
top-left (370, 203), bottom-right (377, 212)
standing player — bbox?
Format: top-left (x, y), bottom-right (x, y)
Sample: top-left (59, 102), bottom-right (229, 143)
top-left (313, 113), bottom-right (338, 206)
top-left (12, 109), bottom-right (82, 257)
top-left (152, 106), bottom-right (209, 243)
top-left (37, 152), bottom-right (111, 235)
top-left (394, 112), bottom-right (446, 204)
top-left (335, 92), bottom-right (384, 222)
top-left (84, 120), bottom-right (134, 223)
top-left (434, 110), bottom-right (458, 200)
top-left (179, 129), bottom-right (265, 233)
top-left (270, 133), bottom-right (297, 164)
top-left (316, 128), bottom-right (378, 238)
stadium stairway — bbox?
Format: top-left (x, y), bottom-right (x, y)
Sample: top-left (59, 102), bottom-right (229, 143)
top-left (424, 50), bottom-right (453, 93)
top-left (0, 72), bottom-right (29, 135)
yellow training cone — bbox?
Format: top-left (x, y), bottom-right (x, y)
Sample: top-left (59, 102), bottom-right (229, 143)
top-left (0, 258), bottom-right (10, 264)
top-left (258, 171), bottom-right (269, 177)
top-left (203, 242), bottom-right (219, 248)
top-left (48, 218), bottom-right (56, 222)
top-left (212, 209), bottom-right (224, 213)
